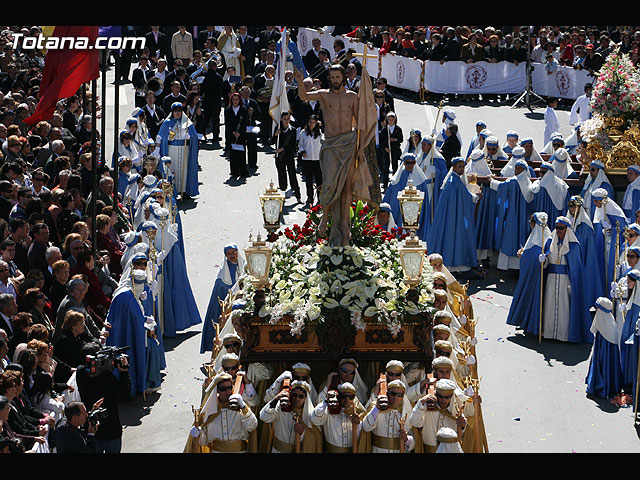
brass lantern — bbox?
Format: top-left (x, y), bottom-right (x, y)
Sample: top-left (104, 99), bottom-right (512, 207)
top-left (244, 232), bottom-right (273, 289)
top-left (397, 179), bottom-right (424, 233)
top-left (398, 232), bottom-right (427, 287)
top-left (259, 181), bottom-right (286, 233)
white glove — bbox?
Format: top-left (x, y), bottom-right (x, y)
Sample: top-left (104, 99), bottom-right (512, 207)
top-left (150, 280), bottom-right (159, 295)
top-left (157, 250), bottom-right (167, 263)
top-left (567, 283), bottom-right (571, 294)
top-left (466, 355), bottom-right (476, 365)
top-left (464, 386), bottom-right (475, 397)
top-left (229, 393), bottom-right (245, 409)
top-left (144, 316), bottom-right (156, 330)
top-left (470, 337), bottom-right (478, 346)
top-left (169, 223), bottom-right (179, 237)
top-left (538, 253), bottom-right (546, 264)
top-left (139, 290), bottom-right (148, 301)
top-left (636, 318), bottom-right (640, 336)
top-left (190, 426), bottom-right (201, 438)
top-left (459, 315), bottom-right (467, 325)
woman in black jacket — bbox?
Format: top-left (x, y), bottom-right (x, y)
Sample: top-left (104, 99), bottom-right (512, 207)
top-left (224, 92), bottom-right (250, 179)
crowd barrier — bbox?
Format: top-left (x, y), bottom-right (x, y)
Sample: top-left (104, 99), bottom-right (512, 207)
top-left (296, 27), bottom-right (597, 100)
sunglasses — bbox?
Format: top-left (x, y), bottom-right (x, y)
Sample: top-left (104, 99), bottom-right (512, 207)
top-left (338, 393), bottom-right (355, 400)
top-left (388, 391), bottom-right (404, 398)
top-left (556, 226), bottom-right (566, 231)
top-left (386, 371), bottom-right (402, 378)
top-left (293, 375), bottom-right (308, 381)
top-left (0, 268), bottom-right (8, 273)
top-left (628, 254), bottom-right (639, 259)
top-left (435, 350), bottom-right (451, 357)
top-left (224, 342), bottom-right (241, 349)
top-left (133, 261), bottom-right (148, 267)
top-left (436, 393), bottom-right (453, 399)
top-left (218, 385), bottom-right (233, 393)
top-left (340, 367), bottom-right (355, 375)
top-left (404, 161), bottom-right (416, 165)
top-left (223, 365), bottom-right (239, 372)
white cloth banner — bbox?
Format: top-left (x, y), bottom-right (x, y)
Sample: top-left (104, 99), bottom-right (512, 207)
top-left (379, 53), bottom-right (422, 92)
top-left (531, 63), bottom-right (596, 100)
top-left (424, 60), bottom-right (526, 94)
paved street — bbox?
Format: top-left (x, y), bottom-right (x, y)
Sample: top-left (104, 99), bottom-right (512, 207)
top-left (97, 63), bottom-right (640, 453)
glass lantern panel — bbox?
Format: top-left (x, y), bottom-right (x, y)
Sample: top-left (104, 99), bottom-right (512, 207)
top-left (403, 251), bottom-right (423, 279)
top-left (263, 199), bottom-right (282, 225)
top-left (249, 253), bottom-right (268, 278)
top-left (402, 200), bottom-right (422, 226)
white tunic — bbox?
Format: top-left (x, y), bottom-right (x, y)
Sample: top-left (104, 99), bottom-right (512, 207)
top-left (311, 401), bottom-right (361, 450)
top-left (542, 238), bottom-right (571, 341)
top-left (259, 402), bottom-right (305, 453)
top-left (362, 406), bottom-right (415, 453)
top-left (198, 405), bottom-right (258, 453)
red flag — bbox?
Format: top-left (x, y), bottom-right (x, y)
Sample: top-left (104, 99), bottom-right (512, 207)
top-left (24, 26), bottom-right (100, 126)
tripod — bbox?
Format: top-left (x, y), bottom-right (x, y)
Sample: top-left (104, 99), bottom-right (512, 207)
top-left (510, 26), bottom-right (546, 111)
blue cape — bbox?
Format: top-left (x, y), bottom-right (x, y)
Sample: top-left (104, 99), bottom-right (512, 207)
top-left (382, 168), bottom-right (429, 230)
top-left (506, 244), bottom-right (543, 335)
top-left (427, 173), bottom-right (477, 268)
top-left (543, 237), bottom-right (593, 343)
top-left (586, 331), bottom-right (624, 399)
top-left (573, 221), bottom-right (604, 304)
top-left (532, 187), bottom-right (569, 232)
top-left (475, 186), bottom-right (498, 252)
top-left (200, 260), bottom-right (237, 354)
top-left (158, 117), bottom-right (200, 197)
top-left (106, 287), bottom-right (165, 395)
top-left (494, 178), bottom-right (533, 257)
top-left (623, 186), bottom-right (640, 223)
top-left (160, 243), bottom-right (202, 338)
top-left (620, 300), bottom-right (640, 392)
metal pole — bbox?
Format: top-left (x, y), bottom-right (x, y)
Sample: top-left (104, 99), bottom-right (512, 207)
top-left (113, 52), bottom-right (121, 222)
top-left (90, 78), bottom-right (98, 257)
top-left (101, 50), bottom-right (107, 166)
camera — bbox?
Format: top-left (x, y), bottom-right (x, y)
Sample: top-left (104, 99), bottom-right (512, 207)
top-left (88, 407), bottom-right (109, 425)
top-left (85, 346), bottom-right (130, 377)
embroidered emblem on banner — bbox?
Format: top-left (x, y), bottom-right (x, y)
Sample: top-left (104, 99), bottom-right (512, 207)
top-left (555, 69), bottom-right (570, 96)
top-left (299, 30), bottom-right (308, 53)
top-left (396, 61), bottom-right (405, 84)
top-left (465, 65), bottom-right (488, 89)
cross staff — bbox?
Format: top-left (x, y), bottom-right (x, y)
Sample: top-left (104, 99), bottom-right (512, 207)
top-left (351, 45), bottom-right (378, 153)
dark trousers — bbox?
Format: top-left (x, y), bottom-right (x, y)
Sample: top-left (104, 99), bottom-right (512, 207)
top-left (301, 160), bottom-right (323, 202)
top-left (377, 145), bottom-right (390, 189)
top-left (259, 103), bottom-right (272, 144)
top-left (246, 132), bottom-right (258, 168)
top-left (276, 153), bottom-right (300, 196)
top-left (202, 102), bottom-right (221, 140)
top-left (230, 147), bottom-right (248, 177)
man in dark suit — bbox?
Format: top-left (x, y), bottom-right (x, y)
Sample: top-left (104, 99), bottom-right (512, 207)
top-left (200, 61), bottom-right (224, 143)
top-left (198, 26), bottom-right (219, 50)
top-left (143, 92), bottom-right (166, 141)
top-left (237, 26), bottom-right (256, 77)
top-left (303, 37), bottom-right (323, 74)
top-left (258, 26), bottom-right (281, 52)
top-left (239, 86), bottom-right (260, 169)
top-left (145, 26), bottom-right (169, 64)
top-left (162, 80), bottom-right (187, 114)
top-left (131, 56), bottom-right (154, 108)
top-left (55, 402), bottom-right (98, 453)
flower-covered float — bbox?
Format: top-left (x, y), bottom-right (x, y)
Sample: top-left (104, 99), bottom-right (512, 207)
top-left (229, 201), bottom-right (437, 363)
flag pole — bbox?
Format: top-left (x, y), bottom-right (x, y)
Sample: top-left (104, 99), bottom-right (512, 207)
top-left (100, 49), bottom-right (107, 166)
top-left (113, 52), bottom-right (121, 229)
top-left (90, 78), bottom-right (98, 257)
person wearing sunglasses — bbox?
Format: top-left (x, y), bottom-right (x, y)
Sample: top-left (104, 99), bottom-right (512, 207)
top-left (260, 380), bottom-right (321, 453)
top-left (317, 358), bottom-right (368, 405)
top-left (311, 382), bottom-right (366, 453)
top-left (219, 353), bottom-right (257, 408)
top-left (410, 378), bottom-right (468, 453)
top-left (363, 379), bottom-right (415, 453)
top-left (539, 216), bottom-right (592, 343)
top-left (264, 363), bottom-right (318, 405)
top-left (189, 372), bottom-right (258, 453)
